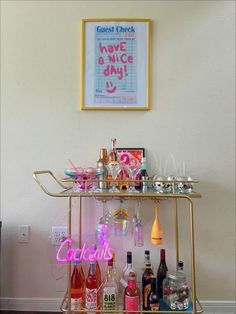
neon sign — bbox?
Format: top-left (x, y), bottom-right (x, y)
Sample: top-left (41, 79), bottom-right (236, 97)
top-left (56, 238), bottom-right (113, 263)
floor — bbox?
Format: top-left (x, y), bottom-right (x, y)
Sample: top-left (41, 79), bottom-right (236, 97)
top-left (0, 312), bottom-right (60, 314)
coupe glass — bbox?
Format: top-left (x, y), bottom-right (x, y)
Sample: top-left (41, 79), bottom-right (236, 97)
top-left (106, 163), bottom-right (122, 192)
top-left (125, 165), bottom-right (141, 193)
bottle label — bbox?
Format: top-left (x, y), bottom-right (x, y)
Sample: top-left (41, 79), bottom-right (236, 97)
top-left (71, 298), bottom-right (82, 311)
top-left (85, 288), bottom-right (97, 309)
top-left (144, 283), bottom-right (151, 308)
top-left (120, 278), bottom-right (128, 288)
top-left (150, 303), bottom-right (160, 311)
top-left (125, 295), bottom-right (139, 312)
top-left (103, 287), bottom-right (116, 310)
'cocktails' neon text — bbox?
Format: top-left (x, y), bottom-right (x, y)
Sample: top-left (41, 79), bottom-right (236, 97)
top-left (56, 238), bottom-right (113, 263)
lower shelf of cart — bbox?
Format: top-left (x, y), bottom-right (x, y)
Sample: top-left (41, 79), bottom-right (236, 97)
top-left (61, 299), bottom-right (203, 313)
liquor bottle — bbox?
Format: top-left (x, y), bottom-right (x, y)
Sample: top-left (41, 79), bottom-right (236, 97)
top-left (91, 244), bottom-right (102, 289)
top-left (111, 252), bottom-right (118, 283)
top-left (102, 258), bottom-right (118, 311)
top-left (140, 157), bottom-right (149, 191)
top-left (122, 252), bottom-right (136, 285)
top-left (96, 257), bottom-right (102, 305)
top-left (97, 148), bottom-right (108, 190)
top-left (85, 261), bottom-right (99, 312)
top-left (96, 260), bottom-right (102, 289)
top-left (124, 272), bottom-right (140, 314)
top-left (108, 138), bottom-right (118, 164)
top-left (142, 250), bottom-right (154, 310)
top-left (71, 260), bottom-right (85, 311)
top-left (156, 249), bottom-right (168, 298)
top-left (141, 157), bottom-right (148, 177)
top-left (147, 277), bottom-right (160, 311)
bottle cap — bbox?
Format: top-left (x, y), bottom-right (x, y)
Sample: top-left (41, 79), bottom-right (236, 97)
top-left (145, 250), bottom-right (150, 255)
top-left (177, 261), bottom-right (184, 270)
top-left (160, 248), bottom-right (166, 259)
top-left (100, 148), bottom-right (108, 161)
top-left (127, 251), bottom-right (132, 264)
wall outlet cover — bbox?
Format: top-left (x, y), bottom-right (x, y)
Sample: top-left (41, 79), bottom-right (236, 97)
top-left (51, 226), bottom-right (67, 246)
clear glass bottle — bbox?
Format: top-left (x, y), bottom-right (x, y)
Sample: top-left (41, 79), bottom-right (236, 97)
top-left (102, 258), bottom-right (118, 311)
top-left (122, 252), bottom-right (136, 284)
top-left (142, 250), bottom-right (154, 310)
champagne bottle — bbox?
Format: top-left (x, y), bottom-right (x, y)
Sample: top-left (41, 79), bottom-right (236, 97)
top-left (97, 148), bottom-right (108, 190)
top-left (124, 272), bottom-right (140, 314)
top-left (147, 277), bottom-right (160, 311)
top-left (156, 249), bottom-right (168, 298)
top-left (142, 250), bottom-right (154, 310)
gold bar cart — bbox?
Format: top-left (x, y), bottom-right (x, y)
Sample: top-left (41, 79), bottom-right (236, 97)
top-left (33, 170), bottom-right (203, 314)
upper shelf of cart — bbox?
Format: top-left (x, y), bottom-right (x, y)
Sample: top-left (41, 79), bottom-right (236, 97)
top-left (32, 170), bottom-right (202, 199)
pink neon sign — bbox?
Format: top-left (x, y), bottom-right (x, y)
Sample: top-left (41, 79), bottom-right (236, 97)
top-left (56, 238), bottom-right (113, 263)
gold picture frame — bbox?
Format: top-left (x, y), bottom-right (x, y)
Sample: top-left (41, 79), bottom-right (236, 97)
top-left (81, 18), bottom-right (152, 110)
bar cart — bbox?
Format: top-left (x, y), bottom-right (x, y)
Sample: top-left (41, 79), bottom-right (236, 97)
top-left (33, 170), bottom-right (203, 314)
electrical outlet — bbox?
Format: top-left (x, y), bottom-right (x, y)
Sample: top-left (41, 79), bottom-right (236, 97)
top-left (51, 226), bottom-right (67, 246)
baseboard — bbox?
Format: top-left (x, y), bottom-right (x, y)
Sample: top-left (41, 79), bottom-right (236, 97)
top-left (201, 301), bottom-right (236, 314)
top-left (0, 298), bottom-right (61, 312)
top-left (0, 298), bottom-right (235, 313)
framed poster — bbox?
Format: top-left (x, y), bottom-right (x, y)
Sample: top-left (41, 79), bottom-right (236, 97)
top-left (81, 18), bottom-right (152, 110)
top-left (116, 148), bottom-right (145, 166)
top-left (116, 148), bottom-right (145, 187)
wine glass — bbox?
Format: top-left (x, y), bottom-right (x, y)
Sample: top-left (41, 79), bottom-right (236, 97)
top-left (133, 200), bottom-right (144, 247)
top-left (125, 165), bottom-right (141, 193)
top-left (106, 163), bottom-right (121, 192)
top-left (95, 200), bottom-right (113, 244)
top-left (113, 199), bottom-right (129, 236)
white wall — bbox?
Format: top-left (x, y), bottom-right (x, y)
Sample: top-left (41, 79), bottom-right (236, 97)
top-left (1, 0), bottom-right (235, 303)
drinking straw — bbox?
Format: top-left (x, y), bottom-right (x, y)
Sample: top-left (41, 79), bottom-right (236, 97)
top-left (164, 158), bottom-right (169, 177)
top-left (153, 153), bottom-right (160, 174)
top-left (170, 153), bottom-right (178, 177)
top-left (183, 161), bottom-right (186, 176)
top-left (159, 156), bottom-right (162, 176)
top-left (68, 159), bottom-right (77, 170)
